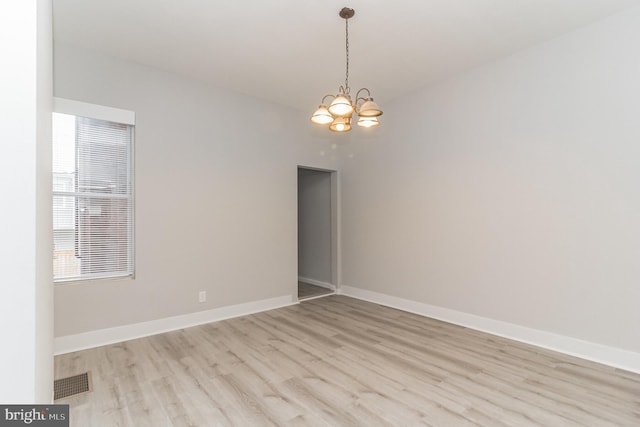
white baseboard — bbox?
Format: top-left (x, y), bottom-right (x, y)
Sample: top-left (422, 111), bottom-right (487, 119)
top-left (54, 295), bottom-right (296, 355)
top-left (339, 285), bottom-right (640, 374)
top-left (298, 276), bottom-right (335, 291)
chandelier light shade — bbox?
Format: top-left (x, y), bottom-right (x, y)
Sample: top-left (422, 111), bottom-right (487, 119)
top-left (357, 98), bottom-right (383, 117)
top-left (329, 116), bottom-right (352, 132)
top-left (357, 116), bottom-right (380, 128)
top-left (311, 105), bottom-right (334, 125)
top-left (310, 7), bottom-right (383, 133)
top-left (328, 94), bottom-right (354, 116)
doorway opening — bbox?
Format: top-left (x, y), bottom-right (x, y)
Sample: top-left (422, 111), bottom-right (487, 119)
top-left (297, 167), bottom-right (338, 301)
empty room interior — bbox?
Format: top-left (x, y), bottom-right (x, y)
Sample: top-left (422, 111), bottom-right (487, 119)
top-left (3, 0), bottom-right (640, 425)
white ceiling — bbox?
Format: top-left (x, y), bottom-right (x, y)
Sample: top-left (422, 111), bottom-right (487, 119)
top-left (53, 0), bottom-right (639, 113)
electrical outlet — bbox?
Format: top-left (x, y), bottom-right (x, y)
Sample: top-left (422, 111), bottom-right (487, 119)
top-left (198, 291), bottom-right (207, 303)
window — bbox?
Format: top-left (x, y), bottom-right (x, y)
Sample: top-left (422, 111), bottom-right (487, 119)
top-left (52, 99), bottom-right (135, 282)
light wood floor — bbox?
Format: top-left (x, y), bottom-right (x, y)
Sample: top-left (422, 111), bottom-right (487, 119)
top-left (55, 296), bottom-right (640, 426)
top-left (298, 281), bottom-right (334, 300)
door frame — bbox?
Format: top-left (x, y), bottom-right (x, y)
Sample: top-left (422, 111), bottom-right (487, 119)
top-left (296, 166), bottom-right (339, 300)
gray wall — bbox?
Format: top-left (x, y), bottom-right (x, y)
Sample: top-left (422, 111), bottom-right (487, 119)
top-left (340, 6), bottom-right (640, 354)
top-left (298, 168), bottom-right (332, 284)
top-left (53, 43), bottom-right (338, 337)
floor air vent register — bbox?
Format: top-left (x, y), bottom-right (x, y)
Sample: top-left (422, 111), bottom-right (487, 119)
top-left (54, 371), bottom-right (92, 400)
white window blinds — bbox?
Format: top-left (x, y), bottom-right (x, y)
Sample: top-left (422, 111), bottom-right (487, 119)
top-left (53, 110), bottom-right (134, 282)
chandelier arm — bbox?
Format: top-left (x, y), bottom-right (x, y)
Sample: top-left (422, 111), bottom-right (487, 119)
top-left (355, 87), bottom-right (372, 103)
top-left (337, 85), bottom-right (350, 95)
top-left (321, 94), bottom-right (336, 105)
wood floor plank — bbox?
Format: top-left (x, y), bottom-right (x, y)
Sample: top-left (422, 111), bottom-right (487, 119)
top-left (55, 295), bottom-right (640, 426)
top-left (298, 282), bottom-right (333, 300)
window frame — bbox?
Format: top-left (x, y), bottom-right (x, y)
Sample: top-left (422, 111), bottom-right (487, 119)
top-left (52, 98), bottom-right (136, 283)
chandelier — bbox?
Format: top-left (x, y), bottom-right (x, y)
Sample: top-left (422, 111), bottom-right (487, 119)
top-left (310, 7), bottom-right (383, 132)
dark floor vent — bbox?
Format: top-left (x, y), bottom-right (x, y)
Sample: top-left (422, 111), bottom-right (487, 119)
top-left (54, 372), bottom-right (92, 400)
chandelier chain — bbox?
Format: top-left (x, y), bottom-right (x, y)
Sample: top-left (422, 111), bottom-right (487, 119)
top-left (345, 17), bottom-right (349, 91)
